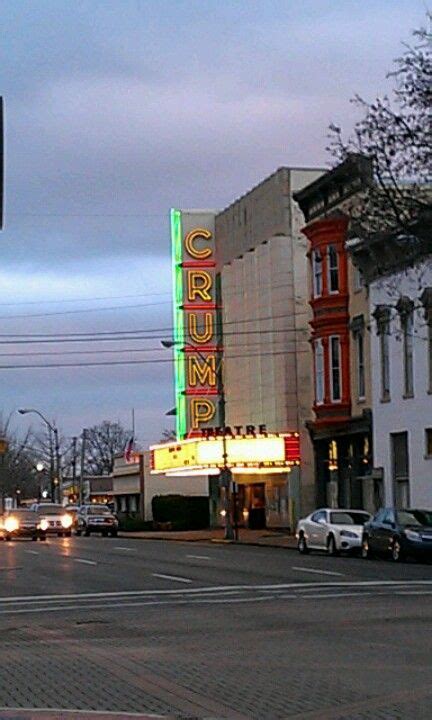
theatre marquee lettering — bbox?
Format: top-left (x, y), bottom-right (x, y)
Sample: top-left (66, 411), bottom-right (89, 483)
top-left (171, 210), bottom-right (222, 439)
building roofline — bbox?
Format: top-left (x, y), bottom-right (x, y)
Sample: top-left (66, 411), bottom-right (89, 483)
top-left (216, 165), bottom-right (326, 218)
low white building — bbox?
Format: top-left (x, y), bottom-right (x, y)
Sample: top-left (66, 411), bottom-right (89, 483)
top-left (351, 230), bottom-right (432, 508)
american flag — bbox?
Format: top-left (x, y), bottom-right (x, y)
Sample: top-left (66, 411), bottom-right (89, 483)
top-left (124, 436), bottom-right (134, 463)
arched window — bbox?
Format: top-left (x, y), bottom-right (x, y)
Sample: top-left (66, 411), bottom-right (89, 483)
top-left (312, 250), bottom-right (322, 297)
top-left (327, 245), bottom-right (339, 293)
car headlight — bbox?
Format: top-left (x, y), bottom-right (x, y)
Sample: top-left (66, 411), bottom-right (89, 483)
top-left (405, 529), bottom-right (421, 541)
top-left (61, 514), bottom-right (73, 529)
top-left (39, 519), bottom-right (49, 531)
top-left (340, 530), bottom-right (358, 538)
top-left (4, 517), bottom-right (19, 533)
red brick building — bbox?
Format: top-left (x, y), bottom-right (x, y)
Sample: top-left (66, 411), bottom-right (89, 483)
top-left (294, 156), bottom-right (373, 508)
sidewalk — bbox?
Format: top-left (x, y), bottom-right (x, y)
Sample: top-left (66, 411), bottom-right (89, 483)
top-left (118, 527), bottom-right (297, 549)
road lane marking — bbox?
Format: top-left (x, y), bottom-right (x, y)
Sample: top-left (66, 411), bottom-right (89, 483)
top-left (24, 550), bottom-right (39, 555)
top-left (0, 707), bottom-right (166, 718)
top-left (114, 546), bottom-right (137, 552)
top-left (2, 580), bottom-right (432, 604)
top-left (74, 558), bottom-right (97, 566)
top-left (301, 592), bottom-right (374, 599)
top-left (152, 573), bottom-right (192, 584)
top-left (0, 566), bottom-right (22, 571)
top-left (291, 566), bottom-right (344, 577)
top-left (187, 554), bottom-right (211, 560)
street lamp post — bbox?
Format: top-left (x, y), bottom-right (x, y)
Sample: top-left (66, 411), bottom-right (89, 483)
top-left (161, 340), bottom-right (235, 541)
top-left (18, 409), bottom-right (63, 505)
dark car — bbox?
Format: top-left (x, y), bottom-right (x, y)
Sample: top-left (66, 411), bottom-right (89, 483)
top-left (362, 508), bottom-right (432, 562)
top-left (76, 504), bottom-right (118, 537)
top-left (0, 508), bottom-right (47, 542)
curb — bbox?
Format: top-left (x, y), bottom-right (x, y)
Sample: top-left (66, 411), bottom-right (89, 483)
top-left (118, 533), bottom-right (298, 550)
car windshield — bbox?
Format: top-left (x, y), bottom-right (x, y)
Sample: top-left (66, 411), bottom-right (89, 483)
top-left (330, 512), bottom-right (369, 525)
top-left (38, 505), bottom-right (64, 515)
top-left (399, 510), bottom-right (432, 527)
top-left (87, 506), bottom-right (111, 515)
top-left (397, 510), bottom-right (423, 527)
top-left (7, 510), bottom-right (36, 519)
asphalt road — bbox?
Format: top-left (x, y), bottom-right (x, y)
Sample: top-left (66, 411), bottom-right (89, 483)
top-left (0, 535), bottom-right (431, 720)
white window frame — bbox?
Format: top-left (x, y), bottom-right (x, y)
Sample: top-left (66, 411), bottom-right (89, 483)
top-left (314, 339), bottom-right (325, 404)
top-left (354, 265), bottom-right (363, 292)
top-left (378, 319), bottom-right (391, 401)
top-left (312, 250), bottom-right (323, 298)
top-left (402, 308), bottom-right (414, 397)
top-left (327, 245), bottom-right (339, 294)
top-left (329, 335), bottom-right (342, 402)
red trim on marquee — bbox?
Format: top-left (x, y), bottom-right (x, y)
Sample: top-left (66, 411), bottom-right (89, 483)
top-left (182, 303), bottom-right (219, 311)
top-left (182, 260), bottom-right (216, 268)
top-left (184, 388), bottom-right (218, 396)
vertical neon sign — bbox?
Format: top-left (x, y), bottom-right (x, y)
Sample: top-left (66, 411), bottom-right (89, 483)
top-left (170, 209), bottom-right (221, 439)
top-left (171, 209), bottom-right (187, 439)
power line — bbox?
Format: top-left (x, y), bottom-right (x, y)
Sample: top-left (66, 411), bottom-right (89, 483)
top-left (0, 338), bottom-right (296, 358)
top-left (0, 349), bottom-right (300, 371)
top-left (0, 291), bottom-right (172, 307)
top-left (0, 311), bottom-right (300, 339)
top-left (0, 299), bottom-right (172, 321)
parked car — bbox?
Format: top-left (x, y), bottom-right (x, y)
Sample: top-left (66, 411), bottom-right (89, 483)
top-left (362, 508), bottom-right (432, 562)
top-left (76, 504), bottom-right (118, 537)
top-left (30, 503), bottom-right (73, 537)
top-left (0, 508), bottom-right (47, 542)
top-left (296, 508), bottom-right (371, 555)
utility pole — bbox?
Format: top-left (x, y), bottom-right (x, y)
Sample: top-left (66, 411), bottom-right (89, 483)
top-left (53, 425), bottom-right (62, 505)
top-left (71, 436), bottom-right (77, 502)
top-left (79, 429), bottom-right (87, 506)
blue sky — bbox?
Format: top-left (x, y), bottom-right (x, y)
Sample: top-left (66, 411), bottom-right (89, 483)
top-left (0, 0), bottom-right (426, 444)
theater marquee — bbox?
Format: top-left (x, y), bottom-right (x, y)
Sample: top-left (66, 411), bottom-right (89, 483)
top-left (150, 433), bottom-right (300, 476)
top-left (171, 209), bottom-right (222, 439)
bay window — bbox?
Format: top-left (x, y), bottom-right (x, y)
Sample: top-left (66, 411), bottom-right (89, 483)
top-left (329, 335), bottom-right (342, 402)
top-left (314, 339), bottom-right (324, 404)
top-left (312, 249), bottom-right (323, 297)
top-left (327, 245), bottom-right (339, 293)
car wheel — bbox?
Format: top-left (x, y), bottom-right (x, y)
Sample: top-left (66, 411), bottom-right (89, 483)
top-left (110, 530), bottom-right (118, 538)
top-left (5, 535), bottom-right (11, 542)
top-left (40, 534), bottom-right (47, 541)
top-left (32, 535), bottom-right (38, 541)
top-left (297, 533), bottom-right (309, 554)
top-left (65, 531), bottom-right (72, 538)
top-left (361, 536), bottom-right (370, 559)
top-left (391, 538), bottom-right (404, 562)
top-left (327, 535), bottom-right (338, 556)
top-left (84, 528), bottom-right (91, 537)
top-left (102, 530), bottom-right (108, 537)
top-left (75, 529), bottom-right (82, 536)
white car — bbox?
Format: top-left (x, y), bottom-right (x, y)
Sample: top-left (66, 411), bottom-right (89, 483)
top-left (296, 508), bottom-right (371, 555)
top-left (30, 503), bottom-right (73, 537)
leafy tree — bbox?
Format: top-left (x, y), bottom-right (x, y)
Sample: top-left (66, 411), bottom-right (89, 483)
top-left (328, 16), bottom-right (431, 240)
top-left (84, 420), bottom-right (132, 475)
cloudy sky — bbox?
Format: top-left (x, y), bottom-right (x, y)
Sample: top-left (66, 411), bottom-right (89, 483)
top-left (0, 0), bottom-right (425, 445)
